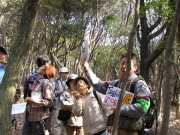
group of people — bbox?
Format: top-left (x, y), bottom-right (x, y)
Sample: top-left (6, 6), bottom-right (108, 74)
top-left (0, 46), bottom-right (151, 135)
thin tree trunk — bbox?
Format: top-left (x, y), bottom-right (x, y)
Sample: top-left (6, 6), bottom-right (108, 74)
top-left (0, 0), bottom-right (40, 134)
top-left (160, 0), bottom-right (180, 134)
top-left (112, 0), bottom-right (140, 134)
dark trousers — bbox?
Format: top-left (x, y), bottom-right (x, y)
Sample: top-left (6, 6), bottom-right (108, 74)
top-left (22, 112), bottom-right (47, 135)
top-left (22, 118), bottom-right (46, 135)
top-left (22, 116), bottom-right (32, 135)
top-left (94, 130), bottom-right (106, 135)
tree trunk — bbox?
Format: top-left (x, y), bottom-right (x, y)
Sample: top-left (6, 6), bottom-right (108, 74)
top-left (139, 0), bottom-right (149, 82)
top-left (176, 88), bottom-right (180, 118)
top-left (112, 0), bottom-right (140, 134)
top-left (159, 0), bottom-right (180, 134)
top-left (0, 0), bottom-right (40, 134)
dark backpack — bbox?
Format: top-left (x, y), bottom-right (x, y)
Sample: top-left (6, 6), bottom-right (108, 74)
top-left (130, 77), bottom-right (158, 131)
top-left (24, 72), bottom-right (38, 99)
top-left (107, 77), bottom-right (158, 132)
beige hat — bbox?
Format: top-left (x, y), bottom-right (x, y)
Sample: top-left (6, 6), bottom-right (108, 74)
top-left (66, 74), bottom-right (78, 87)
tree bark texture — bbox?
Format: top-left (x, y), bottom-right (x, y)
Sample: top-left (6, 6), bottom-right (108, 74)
top-left (112, 0), bottom-right (140, 134)
top-left (139, 0), bottom-right (149, 82)
top-left (139, 0), bottom-right (167, 82)
top-left (160, 0), bottom-right (180, 134)
top-left (0, 0), bottom-right (40, 134)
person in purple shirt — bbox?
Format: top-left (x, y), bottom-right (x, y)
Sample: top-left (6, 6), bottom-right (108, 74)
top-left (0, 46), bottom-right (8, 84)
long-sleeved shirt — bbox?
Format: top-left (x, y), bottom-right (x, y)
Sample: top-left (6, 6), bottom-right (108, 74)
top-left (85, 69), bottom-right (151, 118)
top-left (27, 78), bottom-right (53, 122)
top-left (72, 88), bottom-right (112, 135)
top-left (54, 78), bottom-right (68, 108)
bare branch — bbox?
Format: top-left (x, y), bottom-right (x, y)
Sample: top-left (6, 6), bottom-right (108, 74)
top-left (148, 17), bottom-right (162, 33)
top-left (136, 24), bottom-right (141, 43)
top-left (125, 0), bottom-right (132, 27)
top-left (148, 22), bottom-right (167, 41)
top-left (145, 26), bottom-right (171, 68)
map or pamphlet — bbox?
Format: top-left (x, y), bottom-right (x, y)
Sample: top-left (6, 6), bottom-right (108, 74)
top-left (60, 92), bottom-right (73, 106)
top-left (81, 39), bottom-right (90, 60)
top-left (11, 102), bottom-right (27, 115)
top-left (31, 91), bottom-right (42, 107)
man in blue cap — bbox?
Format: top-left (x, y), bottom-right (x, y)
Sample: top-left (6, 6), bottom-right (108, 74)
top-left (0, 46), bottom-right (8, 84)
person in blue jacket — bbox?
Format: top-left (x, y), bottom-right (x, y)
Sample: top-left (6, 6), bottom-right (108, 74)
top-left (82, 52), bottom-right (151, 135)
top-left (0, 46), bottom-right (8, 84)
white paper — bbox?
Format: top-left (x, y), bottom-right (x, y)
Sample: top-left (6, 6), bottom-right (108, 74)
top-left (31, 91), bottom-right (42, 107)
top-left (105, 130), bottom-right (112, 135)
top-left (103, 85), bottom-right (134, 108)
top-left (11, 102), bottom-right (27, 115)
top-left (81, 39), bottom-right (90, 60)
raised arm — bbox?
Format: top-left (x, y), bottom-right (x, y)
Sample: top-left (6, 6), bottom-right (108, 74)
top-left (82, 58), bottom-right (118, 95)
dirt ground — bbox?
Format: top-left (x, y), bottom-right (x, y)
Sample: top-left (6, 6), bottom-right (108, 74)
top-left (11, 106), bottom-right (180, 135)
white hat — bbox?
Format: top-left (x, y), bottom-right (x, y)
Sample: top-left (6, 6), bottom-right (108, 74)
top-left (60, 67), bottom-right (68, 73)
top-left (67, 74), bottom-right (78, 80)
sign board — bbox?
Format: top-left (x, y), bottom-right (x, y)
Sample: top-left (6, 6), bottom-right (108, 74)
top-left (103, 85), bottom-right (134, 108)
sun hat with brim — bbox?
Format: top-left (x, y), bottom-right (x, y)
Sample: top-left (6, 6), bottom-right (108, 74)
top-left (0, 46), bottom-right (7, 54)
top-left (73, 76), bottom-right (91, 90)
top-left (66, 74), bottom-right (78, 87)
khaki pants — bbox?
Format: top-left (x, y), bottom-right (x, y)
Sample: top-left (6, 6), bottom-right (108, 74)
top-left (52, 107), bottom-right (66, 135)
top-left (64, 125), bottom-right (84, 135)
top-left (117, 129), bottom-right (139, 135)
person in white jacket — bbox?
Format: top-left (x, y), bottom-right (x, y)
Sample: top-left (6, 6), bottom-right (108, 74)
top-left (72, 76), bottom-right (112, 135)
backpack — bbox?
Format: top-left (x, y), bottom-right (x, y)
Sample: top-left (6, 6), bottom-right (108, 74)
top-left (24, 72), bottom-right (38, 99)
top-left (40, 80), bottom-right (56, 112)
top-left (107, 77), bottom-right (158, 135)
top-left (130, 77), bottom-right (158, 132)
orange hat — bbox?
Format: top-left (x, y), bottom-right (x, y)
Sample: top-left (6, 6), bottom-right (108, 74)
top-left (45, 64), bottom-right (56, 79)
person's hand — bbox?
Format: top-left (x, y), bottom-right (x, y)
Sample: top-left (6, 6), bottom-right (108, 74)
top-left (58, 90), bottom-right (63, 95)
top-left (82, 58), bottom-right (89, 70)
top-left (111, 107), bottom-right (116, 113)
top-left (73, 91), bottom-right (81, 99)
top-left (36, 99), bottom-right (46, 106)
top-left (108, 126), bottom-right (113, 133)
top-left (25, 97), bottom-right (35, 104)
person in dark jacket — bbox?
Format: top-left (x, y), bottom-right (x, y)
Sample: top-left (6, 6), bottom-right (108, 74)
top-left (82, 52), bottom-right (151, 135)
